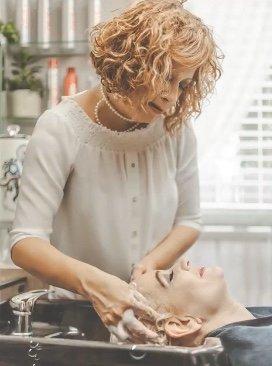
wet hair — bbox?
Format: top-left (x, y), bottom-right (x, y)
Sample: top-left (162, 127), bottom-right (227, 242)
top-left (109, 311), bottom-right (174, 346)
top-left (110, 294), bottom-right (178, 346)
top-left (89, 0), bottom-right (223, 134)
top-left (138, 312), bottom-right (177, 346)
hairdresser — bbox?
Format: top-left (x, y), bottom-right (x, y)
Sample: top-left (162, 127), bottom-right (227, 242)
top-left (9, 0), bottom-right (222, 341)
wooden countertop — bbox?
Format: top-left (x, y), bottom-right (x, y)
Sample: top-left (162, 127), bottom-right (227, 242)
top-left (0, 268), bottom-right (48, 290)
top-left (0, 269), bottom-right (27, 288)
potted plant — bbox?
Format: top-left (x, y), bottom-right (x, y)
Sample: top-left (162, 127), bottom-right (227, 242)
top-left (0, 21), bottom-right (20, 118)
top-left (7, 49), bottom-right (44, 118)
top-left (0, 21), bottom-right (20, 45)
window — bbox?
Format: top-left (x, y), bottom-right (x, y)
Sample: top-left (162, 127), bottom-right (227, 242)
top-left (200, 68), bottom-right (272, 209)
top-left (262, 87), bottom-right (272, 94)
top-left (238, 80), bottom-right (272, 205)
top-left (186, 0), bottom-right (272, 215)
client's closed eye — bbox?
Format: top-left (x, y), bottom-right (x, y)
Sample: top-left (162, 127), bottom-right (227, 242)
top-left (169, 270), bottom-right (174, 282)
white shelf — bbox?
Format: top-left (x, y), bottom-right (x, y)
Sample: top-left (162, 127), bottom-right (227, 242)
top-left (8, 40), bottom-right (89, 58)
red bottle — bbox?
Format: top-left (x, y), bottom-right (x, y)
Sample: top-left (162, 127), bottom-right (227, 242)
top-left (63, 67), bottom-right (78, 96)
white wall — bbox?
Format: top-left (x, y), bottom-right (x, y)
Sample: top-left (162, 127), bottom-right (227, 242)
top-left (5, 0), bottom-right (132, 41)
top-left (3, 0), bottom-right (133, 91)
top-left (188, 230), bottom-right (272, 306)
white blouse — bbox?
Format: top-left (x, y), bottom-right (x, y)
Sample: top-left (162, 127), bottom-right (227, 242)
top-left (9, 91), bottom-right (202, 300)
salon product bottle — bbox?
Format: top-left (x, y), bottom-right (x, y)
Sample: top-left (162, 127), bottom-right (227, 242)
top-left (47, 58), bottom-right (60, 108)
top-left (16, 0), bottom-right (31, 46)
top-left (88, 0), bottom-right (101, 27)
top-left (63, 67), bottom-right (78, 96)
top-left (61, 0), bottom-right (75, 49)
top-left (0, 1), bottom-right (7, 23)
top-left (37, 0), bottom-right (50, 49)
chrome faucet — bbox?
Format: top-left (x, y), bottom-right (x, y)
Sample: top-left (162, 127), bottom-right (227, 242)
top-left (9, 289), bottom-right (54, 336)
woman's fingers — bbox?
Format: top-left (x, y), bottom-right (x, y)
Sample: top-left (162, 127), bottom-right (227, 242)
top-left (129, 284), bottom-right (150, 305)
top-left (130, 264), bottom-right (146, 281)
top-left (132, 289), bottom-right (151, 305)
top-left (107, 321), bottom-right (130, 342)
top-left (103, 313), bottom-right (116, 325)
top-left (107, 309), bottom-right (158, 343)
top-left (122, 309), bottom-right (158, 341)
top-left (90, 273), bottom-right (160, 343)
top-left (106, 303), bottom-right (159, 343)
top-left (131, 291), bottom-right (160, 322)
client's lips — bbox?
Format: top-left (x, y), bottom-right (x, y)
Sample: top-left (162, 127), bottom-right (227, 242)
top-left (199, 267), bottom-right (205, 277)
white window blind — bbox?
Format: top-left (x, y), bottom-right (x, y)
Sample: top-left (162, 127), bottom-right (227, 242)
top-left (186, 0), bottom-right (272, 211)
top-left (200, 67), bottom-right (272, 209)
top-left (238, 68), bottom-right (272, 206)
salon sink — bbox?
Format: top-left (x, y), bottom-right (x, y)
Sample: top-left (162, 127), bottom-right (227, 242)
top-left (0, 319), bottom-right (11, 335)
top-left (0, 299), bottom-right (109, 340)
top-left (0, 299), bottom-right (230, 366)
top-left (0, 319), bottom-right (59, 337)
top-left (0, 319), bottom-right (86, 339)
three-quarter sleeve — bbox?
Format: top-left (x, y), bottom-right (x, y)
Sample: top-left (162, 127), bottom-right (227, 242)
top-left (9, 109), bottom-right (79, 253)
top-left (173, 120), bottom-right (202, 232)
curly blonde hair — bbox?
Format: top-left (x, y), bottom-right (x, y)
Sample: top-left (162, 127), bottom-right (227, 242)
top-left (89, 0), bottom-right (223, 134)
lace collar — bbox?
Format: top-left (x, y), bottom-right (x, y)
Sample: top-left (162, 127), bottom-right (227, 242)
top-left (55, 95), bottom-right (167, 151)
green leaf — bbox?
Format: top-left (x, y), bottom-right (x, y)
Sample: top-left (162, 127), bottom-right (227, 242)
top-left (30, 65), bottom-right (42, 73)
top-left (1, 22), bottom-right (20, 44)
top-left (7, 48), bottom-right (44, 96)
top-left (11, 70), bottom-right (20, 75)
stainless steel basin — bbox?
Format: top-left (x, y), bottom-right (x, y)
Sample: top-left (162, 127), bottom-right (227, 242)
top-left (44, 324), bottom-right (87, 340)
top-left (0, 318), bottom-right (86, 339)
top-left (0, 320), bottom-right (59, 337)
top-left (0, 299), bottom-right (230, 366)
top-left (0, 299), bottom-right (109, 341)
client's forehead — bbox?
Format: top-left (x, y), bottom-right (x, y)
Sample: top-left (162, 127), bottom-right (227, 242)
top-left (135, 271), bottom-right (182, 316)
top-left (134, 271), bottom-right (175, 307)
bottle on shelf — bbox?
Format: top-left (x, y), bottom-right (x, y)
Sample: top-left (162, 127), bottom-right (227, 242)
top-left (37, 0), bottom-right (50, 49)
top-left (47, 58), bottom-right (60, 109)
top-left (88, 0), bottom-right (101, 28)
top-left (63, 67), bottom-right (78, 96)
top-left (16, 0), bottom-right (31, 46)
top-left (62, 0), bottom-right (75, 49)
top-left (0, 0), bottom-right (7, 23)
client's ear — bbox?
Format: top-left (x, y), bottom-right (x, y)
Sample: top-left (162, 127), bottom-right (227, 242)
top-left (164, 316), bottom-right (202, 339)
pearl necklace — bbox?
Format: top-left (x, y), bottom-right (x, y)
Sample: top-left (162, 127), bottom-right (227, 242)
top-left (94, 85), bottom-right (144, 133)
top-left (94, 99), bottom-right (141, 133)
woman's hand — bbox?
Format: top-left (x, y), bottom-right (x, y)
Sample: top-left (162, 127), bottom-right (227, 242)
top-left (132, 227), bottom-right (200, 282)
top-left (80, 269), bottom-right (159, 342)
top-left (130, 257), bottom-right (157, 282)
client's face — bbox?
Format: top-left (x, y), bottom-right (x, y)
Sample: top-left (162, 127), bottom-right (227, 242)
top-left (134, 258), bottom-right (228, 318)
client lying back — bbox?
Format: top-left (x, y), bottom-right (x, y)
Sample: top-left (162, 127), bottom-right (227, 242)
top-left (127, 257), bottom-right (272, 366)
